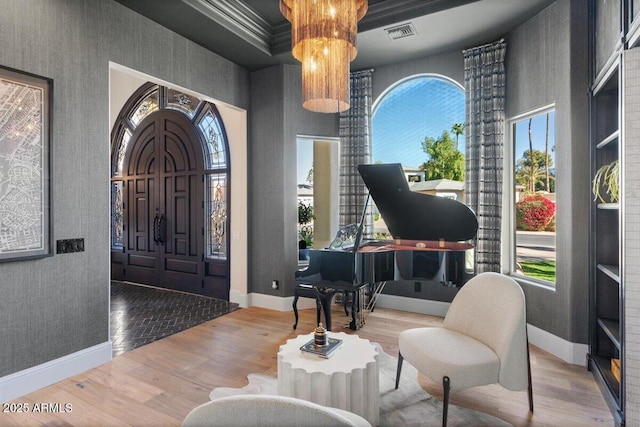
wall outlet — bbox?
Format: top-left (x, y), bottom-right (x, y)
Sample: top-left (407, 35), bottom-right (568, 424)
top-left (414, 281), bottom-right (421, 292)
top-left (56, 238), bottom-right (85, 254)
top-left (272, 280), bottom-right (279, 290)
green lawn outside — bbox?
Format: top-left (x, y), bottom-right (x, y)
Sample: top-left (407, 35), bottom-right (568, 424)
top-left (520, 260), bottom-right (556, 282)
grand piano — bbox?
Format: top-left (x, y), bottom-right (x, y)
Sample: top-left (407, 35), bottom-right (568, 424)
top-left (295, 163), bottom-right (479, 330)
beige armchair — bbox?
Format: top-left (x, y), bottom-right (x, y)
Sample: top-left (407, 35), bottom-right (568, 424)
top-left (395, 272), bottom-right (533, 426)
top-left (182, 394), bottom-right (372, 427)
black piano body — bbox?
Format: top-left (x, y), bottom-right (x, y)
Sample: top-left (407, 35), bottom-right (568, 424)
top-left (295, 163), bottom-right (478, 330)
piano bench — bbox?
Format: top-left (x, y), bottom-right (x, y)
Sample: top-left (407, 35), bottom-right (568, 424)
top-left (292, 284), bottom-right (338, 331)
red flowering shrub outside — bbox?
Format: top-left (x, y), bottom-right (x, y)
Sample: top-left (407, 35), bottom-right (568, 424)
top-left (516, 194), bottom-right (556, 231)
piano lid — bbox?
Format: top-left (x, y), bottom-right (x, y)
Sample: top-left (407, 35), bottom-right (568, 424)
top-left (358, 163), bottom-right (478, 242)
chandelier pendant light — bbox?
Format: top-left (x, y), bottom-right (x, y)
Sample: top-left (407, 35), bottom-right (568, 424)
top-left (280, 0), bottom-right (368, 113)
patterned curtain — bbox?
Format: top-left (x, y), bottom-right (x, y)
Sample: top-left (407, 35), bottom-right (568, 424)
top-left (464, 40), bottom-right (506, 273)
top-left (339, 70), bottom-right (373, 236)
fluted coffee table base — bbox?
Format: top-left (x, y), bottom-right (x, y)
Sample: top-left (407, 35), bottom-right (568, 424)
top-left (277, 332), bottom-right (379, 426)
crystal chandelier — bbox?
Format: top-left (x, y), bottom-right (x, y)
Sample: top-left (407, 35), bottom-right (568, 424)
top-left (280, 0), bottom-right (368, 113)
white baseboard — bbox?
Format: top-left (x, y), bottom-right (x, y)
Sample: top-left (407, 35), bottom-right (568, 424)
top-left (376, 295), bottom-right (588, 366)
top-left (527, 323), bottom-right (588, 366)
top-left (375, 294), bottom-right (451, 317)
top-left (230, 289), bottom-right (249, 308)
top-left (0, 341), bottom-right (112, 402)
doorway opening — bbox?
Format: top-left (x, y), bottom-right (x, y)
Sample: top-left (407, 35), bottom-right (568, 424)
top-left (110, 82), bottom-right (231, 300)
top-left (296, 136), bottom-right (340, 257)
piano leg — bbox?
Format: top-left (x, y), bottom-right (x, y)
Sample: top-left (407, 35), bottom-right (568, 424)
top-left (314, 288), bottom-right (338, 331)
top-left (348, 292), bottom-right (358, 331)
top-left (292, 284), bottom-right (322, 330)
top-left (321, 295), bottom-right (333, 331)
top-left (348, 286), bottom-right (367, 331)
top-left (292, 294), bottom-right (299, 329)
top-left (315, 299), bottom-right (321, 327)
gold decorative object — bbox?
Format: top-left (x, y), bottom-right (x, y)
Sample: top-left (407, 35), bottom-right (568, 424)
top-left (280, 0), bottom-right (368, 113)
top-left (314, 323), bottom-right (328, 347)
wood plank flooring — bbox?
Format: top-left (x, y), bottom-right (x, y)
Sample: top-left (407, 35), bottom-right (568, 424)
top-left (2, 305), bottom-right (614, 426)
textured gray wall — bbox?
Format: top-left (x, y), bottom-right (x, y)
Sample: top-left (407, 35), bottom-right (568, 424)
top-left (369, 50), bottom-right (465, 101)
top-left (0, 0), bottom-right (249, 377)
top-left (249, 64), bottom-right (339, 296)
top-left (624, 45), bottom-right (640, 427)
top-left (505, 0), bottom-right (590, 343)
top-left (362, 0), bottom-right (592, 343)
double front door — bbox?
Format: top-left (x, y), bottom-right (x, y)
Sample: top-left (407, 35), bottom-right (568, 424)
top-left (121, 110), bottom-right (204, 293)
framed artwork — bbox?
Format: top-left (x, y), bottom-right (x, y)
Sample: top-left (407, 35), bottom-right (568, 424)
top-left (0, 65), bottom-right (53, 262)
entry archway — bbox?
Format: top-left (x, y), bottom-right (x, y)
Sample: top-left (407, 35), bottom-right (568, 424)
top-left (111, 83), bottom-right (231, 300)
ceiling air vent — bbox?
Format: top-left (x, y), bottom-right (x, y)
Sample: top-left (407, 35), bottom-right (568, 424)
top-left (384, 23), bottom-right (417, 40)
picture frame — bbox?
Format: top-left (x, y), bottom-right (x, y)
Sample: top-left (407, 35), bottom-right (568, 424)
top-left (0, 65), bottom-right (53, 262)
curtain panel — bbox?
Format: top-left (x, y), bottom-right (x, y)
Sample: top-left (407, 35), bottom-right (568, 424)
top-left (464, 40), bottom-right (506, 273)
top-left (339, 70), bottom-right (373, 235)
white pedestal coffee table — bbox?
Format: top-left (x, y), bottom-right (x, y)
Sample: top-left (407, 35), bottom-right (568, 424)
top-left (277, 331), bottom-right (379, 426)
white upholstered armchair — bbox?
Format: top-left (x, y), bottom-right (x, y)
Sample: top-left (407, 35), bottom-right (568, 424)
top-left (182, 394), bottom-right (372, 427)
top-left (395, 272), bottom-right (533, 426)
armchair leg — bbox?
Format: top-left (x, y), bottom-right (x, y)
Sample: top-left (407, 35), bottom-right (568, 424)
top-left (526, 324), bottom-right (534, 413)
top-left (527, 343), bottom-right (534, 412)
top-left (442, 376), bottom-right (450, 427)
top-left (395, 353), bottom-right (404, 390)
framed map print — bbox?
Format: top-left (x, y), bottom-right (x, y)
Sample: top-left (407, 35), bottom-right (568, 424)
top-left (0, 65), bottom-right (52, 262)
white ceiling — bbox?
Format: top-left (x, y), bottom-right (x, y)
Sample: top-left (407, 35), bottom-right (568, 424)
top-left (353, 0), bottom-right (557, 69)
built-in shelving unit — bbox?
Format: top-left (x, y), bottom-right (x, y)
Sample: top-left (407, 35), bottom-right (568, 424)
top-left (588, 1), bottom-right (626, 425)
top-left (589, 65), bottom-right (624, 425)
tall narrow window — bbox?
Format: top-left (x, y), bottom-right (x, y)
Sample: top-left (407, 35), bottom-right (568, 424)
top-left (205, 174), bottom-right (228, 259)
top-left (199, 105), bottom-right (229, 260)
top-left (510, 107), bottom-right (557, 286)
top-left (111, 181), bottom-right (124, 248)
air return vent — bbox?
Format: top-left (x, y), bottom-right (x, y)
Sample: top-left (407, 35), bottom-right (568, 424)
top-left (385, 23), bottom-right (417, 40)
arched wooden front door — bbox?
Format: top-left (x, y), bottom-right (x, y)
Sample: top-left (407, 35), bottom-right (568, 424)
top-left (122, 110), bottom-right (204, 292)
top-left (111, 83), bottom-right (231, 300)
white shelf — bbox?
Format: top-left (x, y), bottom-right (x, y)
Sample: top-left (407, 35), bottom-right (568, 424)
top-left (597, 203), bottom-right (620, 210)
top-left (597, 264), bottom-right (620, 283)
top-left (596, 130), bottom-right (619, 149)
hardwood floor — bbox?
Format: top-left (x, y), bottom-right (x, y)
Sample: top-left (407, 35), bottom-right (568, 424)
top-left (2, 305), bottom-right (614, 426)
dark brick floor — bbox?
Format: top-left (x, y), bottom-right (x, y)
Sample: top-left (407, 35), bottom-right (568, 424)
top-left (110, 281), bottom-right (239, 356)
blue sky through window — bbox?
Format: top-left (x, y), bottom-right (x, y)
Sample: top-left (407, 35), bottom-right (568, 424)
top-left (372, 76), bottom-right (465, 168)
top-left (513, 111), bottom-right (556, 173)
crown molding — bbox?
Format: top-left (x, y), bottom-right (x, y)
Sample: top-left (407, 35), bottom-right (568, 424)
top-left (183, 0), bottom-right (274, 55)
top-left (182, 0), bottom-right (482, 58)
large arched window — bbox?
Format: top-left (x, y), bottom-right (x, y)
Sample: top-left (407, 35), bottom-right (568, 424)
top-left (110, 83), bottom-right (230, 260)
top-left (372, 74), bottom-right (465, 167)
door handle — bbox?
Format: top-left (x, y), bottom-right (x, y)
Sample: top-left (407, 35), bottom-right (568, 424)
top-left (153, 213), bottom-right (160, 244)
top-left (158, 214), bottom-right (166, 244)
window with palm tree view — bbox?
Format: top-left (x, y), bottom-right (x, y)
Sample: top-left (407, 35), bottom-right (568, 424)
top-left (372, 74), bottom-right (466, 238)
top-left (511, 108), bottom-right (556, 286)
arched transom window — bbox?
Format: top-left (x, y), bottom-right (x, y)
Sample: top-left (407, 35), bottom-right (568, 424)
top-left (372, 74), bottom-right (465, 167)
